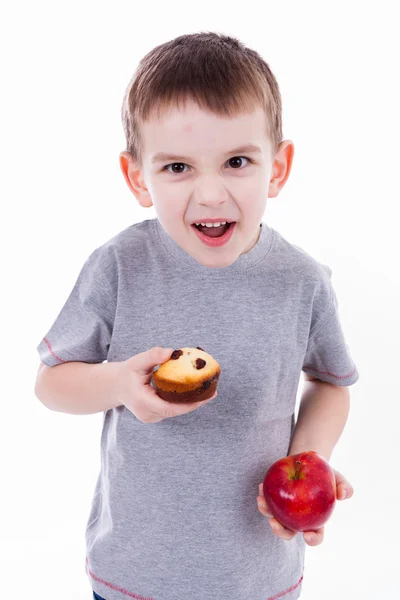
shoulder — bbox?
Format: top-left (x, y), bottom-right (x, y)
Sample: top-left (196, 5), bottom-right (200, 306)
top-left (95, 218), bottom-right (153, 254)
top-left (82, 219), bottom-right (155, 288)
top-left (269, 226), bottom-right (335, 306)
top-left (271, 226), bottom-right (332, 281)
top-left (80, 219), bottom-right (154, 292)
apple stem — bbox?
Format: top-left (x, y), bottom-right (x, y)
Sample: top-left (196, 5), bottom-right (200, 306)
top-left (294, 460), bottom-right (302, 480)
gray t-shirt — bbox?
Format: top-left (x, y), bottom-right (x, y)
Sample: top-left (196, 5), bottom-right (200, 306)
top-left (37, 218), bottom-right (359, 600)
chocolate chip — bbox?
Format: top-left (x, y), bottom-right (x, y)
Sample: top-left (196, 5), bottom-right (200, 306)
top-left (171, 349), bottom-right (183, 360)
top-left (195, 358), bottom-right (206, 370)
top-left (196, 346), bottom-right (205, 352)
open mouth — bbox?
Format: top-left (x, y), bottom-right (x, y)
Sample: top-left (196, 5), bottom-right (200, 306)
top-left (192, 222), bottom-right (235, 238)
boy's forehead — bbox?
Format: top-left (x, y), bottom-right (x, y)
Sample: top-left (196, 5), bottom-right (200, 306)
top-left (141, 100), bottom-right (271, 158)
top-left (145, 99), bottom-right (266, 129)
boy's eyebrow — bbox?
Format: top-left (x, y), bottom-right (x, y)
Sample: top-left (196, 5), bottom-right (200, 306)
top-left (151, 144), bottom-right (262, 164)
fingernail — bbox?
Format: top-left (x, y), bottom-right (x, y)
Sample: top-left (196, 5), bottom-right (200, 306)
top-left (342, 490), bottom-right (347, 499)
top-left (305, 534), bottom-right (313, 542)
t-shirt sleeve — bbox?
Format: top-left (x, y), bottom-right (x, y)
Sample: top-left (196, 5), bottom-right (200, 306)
top-left (302, 265), bottom-right (359, 386)
top-left (36, 246), bottom-right (117, 367)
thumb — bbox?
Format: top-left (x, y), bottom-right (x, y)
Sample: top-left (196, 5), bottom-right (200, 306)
top-left (258, 482), bottom-right (274, 518)
top-left (128, 346), bottom-right (174, 376)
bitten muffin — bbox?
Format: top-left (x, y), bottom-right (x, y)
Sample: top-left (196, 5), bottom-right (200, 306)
top-left (152, 347), bottom-right (221, 403)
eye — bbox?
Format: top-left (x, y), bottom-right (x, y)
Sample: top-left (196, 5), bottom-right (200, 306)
top-left (227, 156), bottom-right (251, 169)
top-left (162, 156), bottom-right (253, 175)
top-left (162, 163), bottom-right (191, 175)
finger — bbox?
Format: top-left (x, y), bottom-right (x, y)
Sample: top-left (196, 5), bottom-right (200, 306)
top-left (256, 487), bottom-right (298, 540)
top-left (336, 481), bottom-right (354, 500)
top-left (257, 495), bottom-right (273, 518)
top-left (332, 468), bottom-right (354, 500)
top-left (137, 386), bottom-right (183, 421)
top-left (145, 386), bottom-right (217, 420)
top-left (269, 517), bottom-right (297, 541)
top-left (131, 347), bottom-right (174, 377)
top-left (257, 483), bottom-right (274, 518)
top-left (303, 527), bottom-right (324, 546)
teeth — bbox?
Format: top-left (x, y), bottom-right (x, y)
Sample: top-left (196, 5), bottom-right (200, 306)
top-left (195, 221), bottom-right (227, 227)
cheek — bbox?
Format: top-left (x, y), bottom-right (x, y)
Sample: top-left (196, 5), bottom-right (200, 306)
top-left (231, 169), bottom-right (268, 191)
top-left (235, 177), bottom-right (268, 206)
top-left (149, 181), bottom-right (188, 218)
top-left (247, 171), bottom-right (269, 193)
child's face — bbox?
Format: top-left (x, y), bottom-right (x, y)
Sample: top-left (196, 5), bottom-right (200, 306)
top-left (121, 99), bottom-right (293, 268)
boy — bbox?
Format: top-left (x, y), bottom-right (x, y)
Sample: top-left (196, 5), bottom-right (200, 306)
top-left (35, 32), bottom-right (359, 600)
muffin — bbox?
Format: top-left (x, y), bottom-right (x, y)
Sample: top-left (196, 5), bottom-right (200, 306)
top-left (152, 347), bottom-right (221, 403)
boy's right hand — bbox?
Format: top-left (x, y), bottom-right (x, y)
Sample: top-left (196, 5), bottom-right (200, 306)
top-left (114, 347), bottom-right (217, 423)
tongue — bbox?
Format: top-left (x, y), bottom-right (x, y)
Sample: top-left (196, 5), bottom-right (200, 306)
top-left (199, 224), bottom-right (228, 238)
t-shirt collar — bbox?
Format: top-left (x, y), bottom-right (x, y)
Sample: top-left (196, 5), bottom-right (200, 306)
top-left (153, 218), bottom-right (274, 274)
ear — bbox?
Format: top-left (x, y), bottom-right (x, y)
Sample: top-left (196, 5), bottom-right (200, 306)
top-left (119, 152), bottom-right (153, 208)
top-left (268, 140), bottom-right (295, 198)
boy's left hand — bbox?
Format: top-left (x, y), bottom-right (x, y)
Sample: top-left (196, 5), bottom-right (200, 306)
top-left (257, 468), bottom-right (354, 546)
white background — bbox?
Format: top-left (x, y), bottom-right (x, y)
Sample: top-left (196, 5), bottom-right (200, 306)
top-left (1, 1), bottom-right (399, 598)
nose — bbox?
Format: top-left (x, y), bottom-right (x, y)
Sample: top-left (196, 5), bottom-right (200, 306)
top-left (194, 175), bottom-right (229, 208)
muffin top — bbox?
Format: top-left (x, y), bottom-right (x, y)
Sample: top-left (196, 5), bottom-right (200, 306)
top-left (153, 347), bottom-right (220, 388)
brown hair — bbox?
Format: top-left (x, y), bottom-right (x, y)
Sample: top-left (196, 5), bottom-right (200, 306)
top-left (121, 31), bottom-right (283, 168)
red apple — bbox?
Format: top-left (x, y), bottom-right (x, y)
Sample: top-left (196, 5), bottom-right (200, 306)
top-left (262, 451), bottom-right (336, 532)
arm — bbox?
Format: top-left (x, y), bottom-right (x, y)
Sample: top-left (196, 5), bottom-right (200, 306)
top-left (258, 373), bottom-right (353, 545)
top-left (34, 361), bottom-right (123, 415)
top-left (34, 347), bottom-right (210, 422)
top-left (288, 373), bottom-right (350, 461)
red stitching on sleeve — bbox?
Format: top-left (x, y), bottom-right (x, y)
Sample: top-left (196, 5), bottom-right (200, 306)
top-left (43, 337), bottom-right (67, 364)
top-left (268, 574), bottom-right (304, 599)
top-left (303, 364), bottom-right (357, 380)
